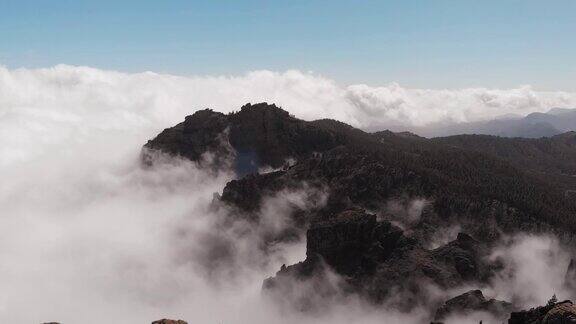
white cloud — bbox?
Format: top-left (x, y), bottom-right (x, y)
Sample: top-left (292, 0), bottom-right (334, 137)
top-left (486, 235), bottom-right (571, 308)
top-left (0, 64), bottom-right (575, 322)
top-left (2, 64), bottom-right (576, 167)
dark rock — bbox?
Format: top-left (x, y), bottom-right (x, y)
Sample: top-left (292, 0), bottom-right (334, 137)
top-left (151, 319), bottom-right (188, 324)
top-left (145, 103), bottom-right (576, 238)
top-left (433, 131), bottom-right (576, 192)
top-left (431, 233), bottom-right (485, 281)
top-left (143, 109), bottom-right (231, 169)
top-left (143, 103), bottom-right (576, 313)
top-left (145, 103), bottom-right (342, 175)
top-left (566, 259), bottom-right (576, 292)
top-left (305, 209), bottom-right (404, 276)
top-left (509, 299), bottom-right (576, 324)
top-left (542, 301), bottom-right (576, 323)
top-left (434, 289), bottom-right (512, 321)
top-left (264, 209), bottom-right (495, 310)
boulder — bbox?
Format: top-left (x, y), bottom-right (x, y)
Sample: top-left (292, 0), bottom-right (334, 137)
top-left (151, 320), bottom-right (188, 324)
top-left (508, 299), bottom-right (576, 324)
top-left (434, 289), bottom-right (512, 321)
top-left (543, 301), bottom-right (576, 323)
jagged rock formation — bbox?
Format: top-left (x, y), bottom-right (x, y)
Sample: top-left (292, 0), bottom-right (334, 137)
top-left (262, 209), bottom-right (495, 312)
top-left (144, 103), bottom-right (342, 174)
top-left (434, 289), bottom-right (512, 321)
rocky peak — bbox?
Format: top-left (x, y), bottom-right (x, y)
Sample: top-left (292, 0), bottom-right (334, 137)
top-left (144, 102), bottom-right (342, 175)
top-left (235, 102), bottom-right (291, 119)
top-left (143, 108), bottom-right (230, 168)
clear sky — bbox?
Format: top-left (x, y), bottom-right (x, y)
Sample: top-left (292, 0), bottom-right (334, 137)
top-left (1, 0), bottom-right (574, 90)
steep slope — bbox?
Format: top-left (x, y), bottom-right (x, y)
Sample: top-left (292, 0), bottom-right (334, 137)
top-left (145, 102), bottom-right (576, 236)
top-left (432, 131), bottom-right (576, 190)
top-left (263, 210), bottom-right (495, 311)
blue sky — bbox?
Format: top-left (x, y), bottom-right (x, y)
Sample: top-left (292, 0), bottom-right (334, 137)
top-left (1, 0), bottom-right (574, 90)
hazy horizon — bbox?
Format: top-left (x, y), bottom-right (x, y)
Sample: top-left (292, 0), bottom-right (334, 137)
top-left (1, 0), bottom-right (575, 91)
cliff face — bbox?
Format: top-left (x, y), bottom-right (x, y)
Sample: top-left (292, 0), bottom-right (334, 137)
top-left (143, 109), bottom-right (231, 167)
top-left (143, 103), bottom-right (576, 321)
top-left (263, 209), bottom-right (495, 312)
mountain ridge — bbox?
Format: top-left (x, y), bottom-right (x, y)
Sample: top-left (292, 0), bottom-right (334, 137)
top-left (143, 102), bottom-right (576, 323)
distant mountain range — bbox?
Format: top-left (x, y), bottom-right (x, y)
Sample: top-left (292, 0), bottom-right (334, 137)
top-left (411, 107), bottom-right (576, 138)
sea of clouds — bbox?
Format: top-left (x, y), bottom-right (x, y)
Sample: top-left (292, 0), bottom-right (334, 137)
top-left (0, 65), bottom-right (575, 323)
top-left (2, 64), bottom-right (576, 168)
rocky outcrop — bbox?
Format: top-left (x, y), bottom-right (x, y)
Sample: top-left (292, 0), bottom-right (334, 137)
top-left (304, 209), bottom-right (405, 277)
top-left (434, 289), bottom-right (512, 321)
top-left (263, 209), bottom-right (495, 310)
top-left (151, 319), bottom-right (188, 324)
top-left (143, 109), bottom-right (231, 168)
top-left (144, 103), bottom-right (342, 175)
top-left (509, 299), bottom-right (576, 324)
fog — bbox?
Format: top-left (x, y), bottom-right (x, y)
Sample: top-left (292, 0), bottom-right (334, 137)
top-left (0, 64), bottom-right (574, 323)
top-left (487, 235), bottom-right (572, 307)
top-left (0, 115), bottom-right (424, 323)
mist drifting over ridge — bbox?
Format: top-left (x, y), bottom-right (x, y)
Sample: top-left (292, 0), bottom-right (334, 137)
top-left (1, 64), bottom-right (576, 323)
top-left (2, 64), bottom-right (576, 167)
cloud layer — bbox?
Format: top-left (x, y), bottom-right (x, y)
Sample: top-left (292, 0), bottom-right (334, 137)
top-left (2, 64), bottom-right (576, 168)
top-left (1, 64), bottom-right (575, 322)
